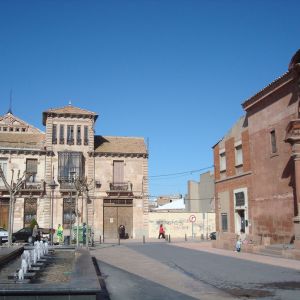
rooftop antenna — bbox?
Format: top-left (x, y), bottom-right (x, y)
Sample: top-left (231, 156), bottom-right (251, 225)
top-left (7, 89), bottom-right (13, 114)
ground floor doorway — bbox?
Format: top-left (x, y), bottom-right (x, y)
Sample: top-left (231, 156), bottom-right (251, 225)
top-left (235, 209), bottom-right (246, 234)
top-left (0, 198), bottom-right (9, 229)
top-left (103, 199), bottom-right (133, 239)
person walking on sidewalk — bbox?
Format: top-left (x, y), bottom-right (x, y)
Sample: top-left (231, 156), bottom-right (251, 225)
top-left (158, 224), bottom-right (165, 239)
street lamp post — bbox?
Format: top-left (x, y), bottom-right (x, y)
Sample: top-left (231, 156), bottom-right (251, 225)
top-left (49, 177), bottom-right (58, 245)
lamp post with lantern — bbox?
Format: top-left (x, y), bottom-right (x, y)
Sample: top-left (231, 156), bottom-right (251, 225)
top-left (49, 176), bottom-right (58, 245)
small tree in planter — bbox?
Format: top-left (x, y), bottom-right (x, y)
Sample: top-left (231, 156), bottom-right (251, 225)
top-left (30, 218), bottom-right (38, 229)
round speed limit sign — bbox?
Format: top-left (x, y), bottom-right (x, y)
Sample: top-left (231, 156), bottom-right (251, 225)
top-left (189, 215), bottom-right (196, 223)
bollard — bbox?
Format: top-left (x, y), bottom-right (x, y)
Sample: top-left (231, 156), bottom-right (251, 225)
top-left (118, 236), bottom-right (120, 245)
top-left (185, 234), bottom-right (187, 242)
top-left (0, 237), bottom-right (2, 246)
top-left (168, 234), bottom-right (171, 243)
top-left (100, 235), bottom-right (102, 244)
top-left (143, 235), bottom-right (145, 244)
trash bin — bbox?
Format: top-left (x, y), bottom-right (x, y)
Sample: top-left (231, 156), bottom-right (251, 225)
top-left (64, 236), bottom-right (70, 245)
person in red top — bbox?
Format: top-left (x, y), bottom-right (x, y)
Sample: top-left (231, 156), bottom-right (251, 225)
top-left (158, 224), bottom-right (165, 239)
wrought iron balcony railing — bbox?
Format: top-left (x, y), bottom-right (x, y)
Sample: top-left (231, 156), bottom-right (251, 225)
top-left (109, 182), bottom-right (133, 192)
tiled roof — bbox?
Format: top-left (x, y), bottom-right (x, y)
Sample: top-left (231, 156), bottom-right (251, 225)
top-left (0, 133), bottom-right (45, 150)
top-left (43, 105), bottom-right (98, 125)
top-left (94, 136), bottom-right (147, 154)
top-left (242, 70), bottom-right (293, 109)
top-left (44, 105), bottom-right (97, 115)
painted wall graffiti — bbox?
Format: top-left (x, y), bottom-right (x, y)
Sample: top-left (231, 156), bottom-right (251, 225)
top-left (148, 212), bottom-right (216, 238)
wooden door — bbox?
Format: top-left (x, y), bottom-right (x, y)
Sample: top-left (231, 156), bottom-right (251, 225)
top-left (103, 205), bottom-right (133, 239)
top-left (104, 207), bottom-right (118, 238)
top-left (0, 198), bottom-right (9, 229)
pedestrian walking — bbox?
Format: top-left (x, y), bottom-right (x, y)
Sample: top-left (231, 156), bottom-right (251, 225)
top-left (57, 224), bottom-right (64, 244)
top-left (235, 238), bottom-right (242, 252)
top-left (83, 223), bottom-right (87, 245)
top-left (158, 224), bottom-right (165, 239)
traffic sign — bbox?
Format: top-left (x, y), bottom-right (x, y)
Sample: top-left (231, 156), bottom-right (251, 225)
top-left (189, 215), bottom-right (196, 223)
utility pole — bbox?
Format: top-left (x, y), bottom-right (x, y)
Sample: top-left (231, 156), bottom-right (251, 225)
top-left (0, 166), bottom-right (27, 247)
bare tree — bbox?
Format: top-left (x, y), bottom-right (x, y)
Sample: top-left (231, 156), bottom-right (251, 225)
top-left (74, 176), bottom-right (93, 248)
top-left (0, 165), bottom-right (27, 247)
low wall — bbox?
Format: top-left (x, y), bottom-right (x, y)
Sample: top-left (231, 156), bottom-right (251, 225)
top-left (148, 212), bottom-right (215, 238)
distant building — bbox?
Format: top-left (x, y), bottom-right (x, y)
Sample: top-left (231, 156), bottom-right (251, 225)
top-left (156, 194), bottom-right (182, 207)
top-left (185, 171), bottom-right (214, 213)
top-left (154, 198), bottom-right (185, 212)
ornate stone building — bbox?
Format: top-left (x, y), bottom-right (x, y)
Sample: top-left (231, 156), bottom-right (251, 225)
top-left (0, 105), bottom-right (149, 240)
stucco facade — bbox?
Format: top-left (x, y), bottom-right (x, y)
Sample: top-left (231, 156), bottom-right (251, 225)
top-left (0, 105), bottom-right (149, 241)
top-left (185, 171), bottom-right (215, 213)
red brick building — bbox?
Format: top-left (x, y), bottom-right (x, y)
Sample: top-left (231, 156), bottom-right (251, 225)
top-left (213, 116), bottom-right (252, 238)
top-left (214, 50), bottom-right (300, 247)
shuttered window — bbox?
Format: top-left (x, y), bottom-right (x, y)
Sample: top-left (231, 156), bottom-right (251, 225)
top-left (113, 161), bottom-right (124, 183)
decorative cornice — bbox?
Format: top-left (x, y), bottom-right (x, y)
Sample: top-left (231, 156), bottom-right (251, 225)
top-left (0, 148), bottom-right (53, 156)
top-left (89, 151), bottom-right (148, 158)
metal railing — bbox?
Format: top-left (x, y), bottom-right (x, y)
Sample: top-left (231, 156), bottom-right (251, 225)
top-left (109, 182), bottom-right (133, 191)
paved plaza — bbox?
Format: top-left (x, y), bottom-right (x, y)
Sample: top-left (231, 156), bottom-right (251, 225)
top-left (92, 240), bottom-right (300, 300)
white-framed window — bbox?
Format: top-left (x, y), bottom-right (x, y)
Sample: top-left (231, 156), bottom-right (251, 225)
top-left (219, 151), bottom-right (226, 172)
top-left (234, 187), bottom-right (248, 209)
top-left (235, 144), bottom-right (243, 166)
top-left (0, 159), bottom-right (8, 187)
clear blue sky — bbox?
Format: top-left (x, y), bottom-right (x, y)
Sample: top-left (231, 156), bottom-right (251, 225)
top-left (1, 0), bottom-right (300, 198)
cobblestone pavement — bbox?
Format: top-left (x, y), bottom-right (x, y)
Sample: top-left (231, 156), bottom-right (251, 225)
top-left (91, 240), bottom-right (300, 300)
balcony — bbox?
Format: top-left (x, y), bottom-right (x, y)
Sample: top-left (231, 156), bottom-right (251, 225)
top-left (59, 177), bottom-right (76, 191)
top-left (107, 182), bottom-right (133, 197)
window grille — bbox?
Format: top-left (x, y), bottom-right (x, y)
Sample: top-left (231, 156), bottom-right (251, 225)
top-left (24, 198), bottom-right (37, 227)
top-left (58, 152), bottom-right (84, 183)
top-left (235, 192), bottom-right (245, 207)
